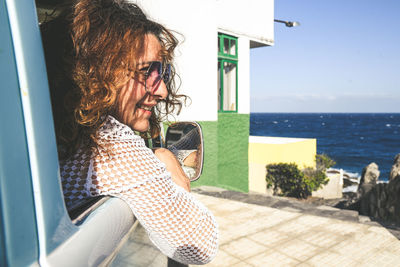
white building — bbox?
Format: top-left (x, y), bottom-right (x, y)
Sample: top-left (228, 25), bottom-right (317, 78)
top-left (137, 0), bottom-right (275, 191)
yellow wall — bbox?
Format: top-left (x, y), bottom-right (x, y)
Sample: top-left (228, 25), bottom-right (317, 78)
top-left (249, 137), bottom-right (316, 168)
top-left (248, 136), bottom-right (317, 194)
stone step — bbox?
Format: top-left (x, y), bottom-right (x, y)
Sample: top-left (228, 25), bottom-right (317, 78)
top-left (193, 186), bottom-right (363, 223)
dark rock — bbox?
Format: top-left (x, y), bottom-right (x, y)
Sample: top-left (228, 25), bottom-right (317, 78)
top-left (358, 163), bottom-right (379, 197)
top-left (343, 191), bottom-right (358, 200)
top-left (390, 153), bottom-right (400, 181)
top-left (359, 183), bottom-right (374, 197)
top-left (336, 192), bottom-right (360, 211)
top-left (356, 163), bottom-right (400, 226)
top-left (360, 162), bottom-right (380, 185)
top-left (343, 177), bottom-right (358, 188)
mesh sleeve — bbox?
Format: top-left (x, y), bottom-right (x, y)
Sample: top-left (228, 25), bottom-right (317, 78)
top-left (88, 137), bottom-right (218, 265)
top-left (168, 128), bottom-right (200, 151)
top-left (171, 149), bottom-right (197, 165)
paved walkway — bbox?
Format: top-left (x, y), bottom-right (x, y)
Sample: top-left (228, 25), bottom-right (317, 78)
top-left (193, 187), bottom-right (400, 267)
top-left (113, 186), bottom-right (400, 267)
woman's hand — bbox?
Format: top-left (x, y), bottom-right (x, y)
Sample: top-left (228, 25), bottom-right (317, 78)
top-left (153, 148), bottom-right (191, 192)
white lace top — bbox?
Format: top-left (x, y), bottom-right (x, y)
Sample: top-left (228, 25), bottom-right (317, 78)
top-left (60, 116), bottom-right (218, 264)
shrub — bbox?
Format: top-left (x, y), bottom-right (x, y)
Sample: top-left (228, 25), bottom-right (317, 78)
top-left (316, 154), bottom-right (336, 170)
top-left (266, 163), bottom-right (311, 198)
top-left (305, 154), bottom-right (336, 191)
top-left (302, 167), bottom-right (329, 191)
top-left (266, 154), bottom-right (336, 199)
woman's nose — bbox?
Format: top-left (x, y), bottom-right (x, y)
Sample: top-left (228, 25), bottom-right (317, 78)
top-left (152, 79), bottom-right (168, 99)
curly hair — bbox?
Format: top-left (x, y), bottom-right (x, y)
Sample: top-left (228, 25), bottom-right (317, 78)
top-left (41, 0), bottom-right (186, 159)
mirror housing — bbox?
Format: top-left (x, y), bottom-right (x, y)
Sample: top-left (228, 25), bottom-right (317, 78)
top-left (166, 122), bottom-right (204, 182)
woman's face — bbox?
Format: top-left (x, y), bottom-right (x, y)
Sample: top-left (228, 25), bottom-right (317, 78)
top-left (116, 34), bottom-right (168, 132)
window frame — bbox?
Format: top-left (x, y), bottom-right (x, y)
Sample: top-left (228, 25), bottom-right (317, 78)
top-left (218, 33), bottom-right (238, 59)
top-left (218, 58), bottom-right (238, 113)
top-left (218, 33), bottom-right (238, 113)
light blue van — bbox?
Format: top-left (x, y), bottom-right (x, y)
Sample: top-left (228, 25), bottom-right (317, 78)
top-left (1, 1), bottom-right (204, 266)
top-left (0, 0), bottom-right (139, 265)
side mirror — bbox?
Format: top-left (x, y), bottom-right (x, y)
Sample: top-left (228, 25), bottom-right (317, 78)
top-left (166, 122), bottom-right (204, 182)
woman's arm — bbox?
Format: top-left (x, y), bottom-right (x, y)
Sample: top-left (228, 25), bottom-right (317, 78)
top-left (91, 136), bottom-right (218, 265)
top-left (153, 148), bottom-right (190, 192)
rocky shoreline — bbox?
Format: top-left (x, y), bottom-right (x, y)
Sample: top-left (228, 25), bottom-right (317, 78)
top-left (309, 154), bottom-right (400, 229)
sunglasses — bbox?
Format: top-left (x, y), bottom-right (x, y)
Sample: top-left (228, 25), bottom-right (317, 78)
top-left (137, 61), bottom-right (171, 93)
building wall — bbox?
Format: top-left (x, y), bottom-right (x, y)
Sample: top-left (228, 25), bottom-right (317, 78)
top-left (237, 36), bottom-right (251, 114)
top-left (193, 35), bottom-right (251, 192)
top-left (136, 0), bottom-right (274, 122)
top-left (248, 136), bottom-right (317, 194)
top-left (136, 0), bottom-right (218, 122)
top-left (216, 0), bottom-right (274, 45)
top-left (217, 113), bottom-right (249, 192)
top-left (193, 121), bottom-right (219, 188)
top-left (193, 114), bottom-right (249, 192)
top-left (135, 0), bottom-right (275, 192)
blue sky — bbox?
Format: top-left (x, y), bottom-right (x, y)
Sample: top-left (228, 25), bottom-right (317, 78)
top-left (250, 0), bottom-right (400, 113)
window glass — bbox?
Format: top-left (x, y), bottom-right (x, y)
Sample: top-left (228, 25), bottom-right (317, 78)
top-left (223, 61), bottom-right (237, 111)
top-left (223, 38), bottom-right (229, 54)
top-left (229, 39), bottom-right (236, 56)
top-left (223, 37), bottom-right (236, 56)
top-left (218, 33), bottom-right (238, 112)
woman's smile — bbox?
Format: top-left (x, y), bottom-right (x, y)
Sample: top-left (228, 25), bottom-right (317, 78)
top-left (115, 34), bottom-right (168, 132)
top-left (136, 103), bottom-right (154, 117)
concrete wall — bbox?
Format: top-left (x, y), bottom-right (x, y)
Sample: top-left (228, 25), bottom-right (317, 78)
top-left (237, 36), bottom-right (251, 114)
top-left (135, 0), bottom-right (274, 121)
top-left (216, 0), bottom-right (274, 45)
top-left (135, 0), bottom-right (218, 122)
top-left (135, 0), bottom-right (275, 192)
top-left (312, 171), bottom-right (343, 199)
top-left (248, 136), bottom-right (317, 194)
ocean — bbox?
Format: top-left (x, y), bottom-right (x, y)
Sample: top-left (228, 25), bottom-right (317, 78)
top-left (250, 113), bottom-right (400, 181)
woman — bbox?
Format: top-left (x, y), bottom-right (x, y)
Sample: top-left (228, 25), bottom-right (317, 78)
top-left (41, 0), bottom-right (218, 264)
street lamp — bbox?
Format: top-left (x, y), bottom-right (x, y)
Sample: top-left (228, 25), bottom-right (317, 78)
top-left (274, 19), bottom-right (300, 27)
